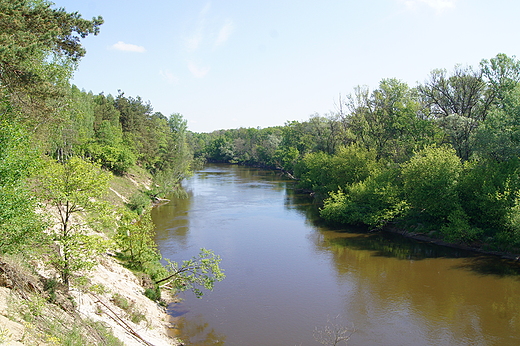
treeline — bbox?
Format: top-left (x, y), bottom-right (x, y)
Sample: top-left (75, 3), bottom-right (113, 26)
top-left (50, 87), bottom-right (195, 196)
top-left (194, 54), bottom-right (520, 251)
top-left (0, 0), bottom-right (223, 308)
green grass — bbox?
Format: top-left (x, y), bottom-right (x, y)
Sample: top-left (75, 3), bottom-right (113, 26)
top-left (104, 165), bottom-right (153, 207)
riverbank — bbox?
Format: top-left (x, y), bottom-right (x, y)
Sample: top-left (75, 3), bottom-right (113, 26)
top-left (385, 225), bottom-right (520, 261)
top-left (0, 166), bottom-right (180, 345)
top-left (0, 254), bottom-right (179, 345)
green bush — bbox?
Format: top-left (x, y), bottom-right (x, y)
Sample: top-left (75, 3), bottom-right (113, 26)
top-left (440, 208), bottom-right (483, 243)
top-left (457, 158), bottom-right (520, 235)
top-left (115, 210), bottom-right (161, 272)
top-left (295, 144), bottom-right (379, 196)
top-left (401, 145), bottom-right (462, 224)
top-left (144, 286), bottom-right (161, 301)
top-left (111, 293), bottom-right (129, 310)
top-left (127, 191), bottom-right (151, 215)
top-left (321, 167), bottom-right (407, 228)
top-left (84, 142), bottom-right (136, 175)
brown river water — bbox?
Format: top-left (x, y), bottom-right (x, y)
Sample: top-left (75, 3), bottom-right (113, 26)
top-left (152, 163), bottom-right (520, 346)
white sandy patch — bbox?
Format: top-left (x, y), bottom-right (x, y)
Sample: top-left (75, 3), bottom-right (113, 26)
top-left (71, 255), bottom-right (178, 346)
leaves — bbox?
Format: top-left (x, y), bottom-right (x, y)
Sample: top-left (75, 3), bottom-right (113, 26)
top-left (401, 145), bottom-right (462, 223)
top-left (115, 209), bottom-right (161, 271)
top-left (35, 157), bottom-right (112, 286)
top-left (0, 107), bottom-right (44, 254)
top-left (157, 249), bottom-right (225, 298)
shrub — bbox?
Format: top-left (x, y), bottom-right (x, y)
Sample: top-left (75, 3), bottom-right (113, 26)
top-left (458, 158), bottom-right (520, 235)
top-left (296, 144), bottom-right (379, 196)
top-left (401, 145), bottom-right (462, 224)
top-left (111, 293), bottom-right (129, 310)
top-left (440, 208), bottom-right (483, 243)
top-left (144, 287), bottom-right (161, 301)
top-left (126, 191), bottom-right (151, 215)
top-left (321, 167), bottom-right (407, 228)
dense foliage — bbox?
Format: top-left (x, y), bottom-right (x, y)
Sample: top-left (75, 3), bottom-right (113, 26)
top-left (0, 0), bottom-right (219, 302)
top-left (194, 54), bottom-right (520, 251)
top-left (2, 1), bottom-right (520, 306)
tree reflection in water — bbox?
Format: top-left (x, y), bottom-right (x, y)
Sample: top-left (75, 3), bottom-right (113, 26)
top-left (170, 314), bottom-right (226, 346)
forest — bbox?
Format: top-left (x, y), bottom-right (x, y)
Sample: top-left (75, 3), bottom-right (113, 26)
top-left (0, 2), bottom-right (225, 343)
top-left (194, 55), bottom-right (520, 251)
top-left (2, 0), bottom-right (520, 312)
top-left (2, 0), bottom-right (520, 344)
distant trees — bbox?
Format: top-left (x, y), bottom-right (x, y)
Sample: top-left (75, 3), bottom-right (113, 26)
top-left (193, 53), bottom-right (520, 250)
top-left (0, 0), bottom-right (206, 295)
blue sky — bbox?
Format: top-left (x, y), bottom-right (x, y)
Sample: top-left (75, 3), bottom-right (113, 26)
top-left (56, 0), bottom-right (520, 133)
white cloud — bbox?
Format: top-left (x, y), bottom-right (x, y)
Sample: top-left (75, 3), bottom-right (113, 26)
top-left (160, 70), bottom-right (179, 84)
top-left (186, 32), bottom-right (203, 52)
top-left (215, 19), bottom-right (234, 47)
top-left (200, 2), bottom-right (211, 17)
top-left (111, 41), bottom-right (146, 53)
top-left (188, 61), bottom-right (210, 78)
top-left (401, 0), bottom-right (456, 12)
top-left (185, 2), bottom-right (212, 52)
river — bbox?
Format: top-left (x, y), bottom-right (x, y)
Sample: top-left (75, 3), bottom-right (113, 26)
top-left (152, 163), bottom-right (520, 346)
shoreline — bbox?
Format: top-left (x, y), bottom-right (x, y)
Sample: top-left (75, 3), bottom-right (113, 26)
top-left (385, 225), bottom-right (520, 262)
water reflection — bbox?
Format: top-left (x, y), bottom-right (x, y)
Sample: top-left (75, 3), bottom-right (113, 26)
top-left (152, 194), bottom-right (193, 253)
top-left (326, 231), bottom-right (474, 260)
top-left (169, 315), bottom-right (227, 346)
top-left (316, 229), bottom-right (520, 346)
top-left (154, 164), bottom-right (520, 346)
top-left (453, 256), bottom-right (520, 277)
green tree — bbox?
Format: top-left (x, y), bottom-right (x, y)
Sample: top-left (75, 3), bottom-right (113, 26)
top-left (0, 0), bottom-right (103, 127)
top-left (156, 248), bottom-right (225, 298)
top-left (273, 146), bottom-right (300, 172)
top-left (0, 104), bottom-right (44, 253)
top-left (458, 158), bottom-right (520, 236)
top-left (346, 79), bottom-right (436, 162)
top-left (93, 93), bottom-right (120, 131)
top-left (36, 157), bottom-right (112, 287)
top-left (473, 55), bottom-right (520, 161)
top-left (401, 145), bottom-right (462, 224)
top-left (115, 209), bottom-right (161, 273)
top-left (473, 91), bottom-right (520, 161)
top-left (47, 85), bottom-right (96, 162)
top-left (480, 53), bottom-right (520, 104)
top-left (321, 166), bottom-right (407, 228)
top-left (295, 144), bottom-right (379, 197)
top-left (150, 113), bottom-right (194, 197)
top-left (281, 118), bottom-right (341, 156)
top-left (418, 66), bottom-right (494, 160)
top-left (206, 135), bottom-right (235, 162)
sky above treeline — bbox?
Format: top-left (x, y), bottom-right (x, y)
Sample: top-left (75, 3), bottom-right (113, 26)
top-left (57, 0), bottom-right (520, 133)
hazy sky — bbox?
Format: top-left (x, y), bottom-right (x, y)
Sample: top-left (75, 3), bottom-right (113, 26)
top-left (57, 0), bottom-right (520, 133)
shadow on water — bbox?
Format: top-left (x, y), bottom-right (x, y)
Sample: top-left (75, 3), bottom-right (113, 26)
top-left (324, 229), bottom-right (520, 279)
top-left (167, 304), bottom-right (189, 317)
top-left (327, 231), bottom-right (476, 260)
top-left (453, 255), bottom-right (520, 278)
top-left (283, 180), bottom-right (520, 279)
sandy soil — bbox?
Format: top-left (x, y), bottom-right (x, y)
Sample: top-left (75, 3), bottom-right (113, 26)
top-left (71, 254), bottom-right (180, 346)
